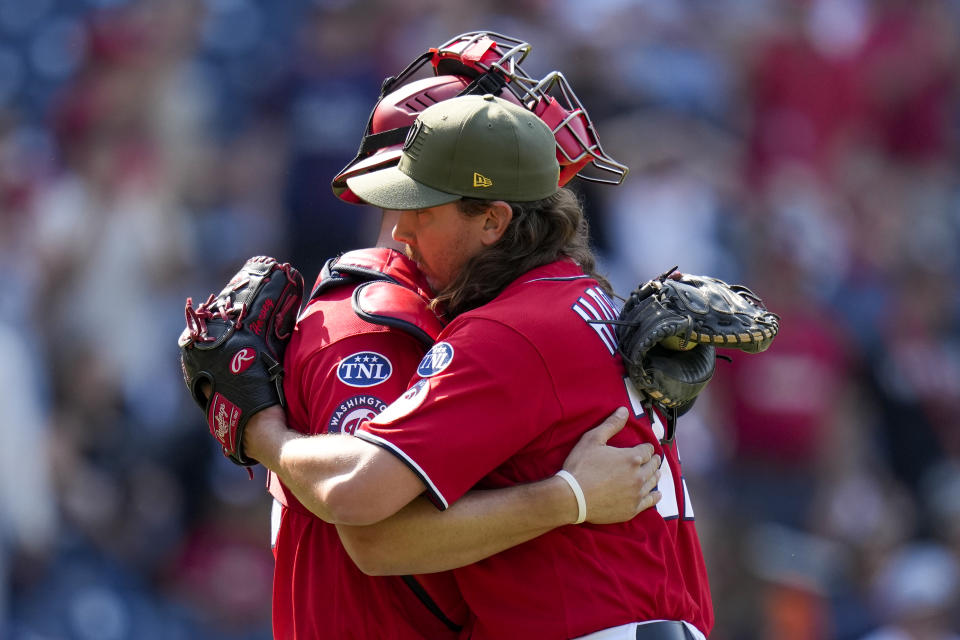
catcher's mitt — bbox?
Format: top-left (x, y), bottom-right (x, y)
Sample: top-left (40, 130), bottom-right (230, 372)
top-left (614, 267), bottom-right (779, 415)
top-left (179, 256), bottom-right (304, 466)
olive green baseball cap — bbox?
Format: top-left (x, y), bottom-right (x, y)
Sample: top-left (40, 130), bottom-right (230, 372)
top-left (346, 94), bottom-right (560, 210)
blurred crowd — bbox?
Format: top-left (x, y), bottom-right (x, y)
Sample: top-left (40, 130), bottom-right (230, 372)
top-left (2, 0), bottom-right (960, 638)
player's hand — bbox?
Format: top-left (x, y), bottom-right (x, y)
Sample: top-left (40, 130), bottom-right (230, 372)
top-left (200, 381), bottom-right (290, 464)
top-left (561, 408), bottom-right (661, 525)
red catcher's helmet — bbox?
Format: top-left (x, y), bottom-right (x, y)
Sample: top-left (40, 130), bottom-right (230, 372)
top-left (332, 74), bottom-right (525, 204)
top-left (433, 32), bottom-right (629, 186)
top-left (332, 31), bottom-right (628, 203)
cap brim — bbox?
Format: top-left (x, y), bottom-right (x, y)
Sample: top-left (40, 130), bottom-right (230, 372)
top-left (346, 165), bottom-right (461, 210)
top-left (332, 147), bottom-right (403, 203)
top-left (333, 146), bottom-right (403, 189)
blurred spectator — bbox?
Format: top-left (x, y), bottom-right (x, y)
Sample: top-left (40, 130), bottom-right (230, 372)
top-left (0, 108), bottom-right (57, 640)
top-left (856, 0), bottom-right (958, 166)
top-left (746, 524), bottom-right (846, 640)
top-left (922, 461), bottom-right (960, 556)
top-left (0, 322), bottom-right (58, 639)
top-left (258, 2), bottom-right (385, 279)
top-left (859, 542), bottom-right (960, 640)
top-left (162, 497), bottom-right (274, 636)
top-left (708, 238), bottom-right (857, 528)
top-left (864, 267), bottom-right (960, 495)
top-left (743, 0), bottom-right (869, 188)
top-left (599, 111), bottom-right (745, 295)
top-left (33, 4), bottom-right (194, 430)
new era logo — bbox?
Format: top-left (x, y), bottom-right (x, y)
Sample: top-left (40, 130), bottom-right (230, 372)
top-left (473, 172), bottom-right (493, 188)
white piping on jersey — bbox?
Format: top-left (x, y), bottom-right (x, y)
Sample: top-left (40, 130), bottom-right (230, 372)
top-left (522, 275), bottom-right (592, 284)
top-left (353, 430), bottom-right (449, 510)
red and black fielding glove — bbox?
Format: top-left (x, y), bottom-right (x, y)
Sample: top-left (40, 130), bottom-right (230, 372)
top-left (178, 256), bottom-right (304, 466)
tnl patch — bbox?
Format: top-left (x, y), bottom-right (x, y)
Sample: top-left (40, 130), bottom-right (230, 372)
top-left (338, 351), bottom-right (393, 387)
top-left (327, 395), bottom-right (388, 434)
top-left (417, 342), bottom-right (454, 377)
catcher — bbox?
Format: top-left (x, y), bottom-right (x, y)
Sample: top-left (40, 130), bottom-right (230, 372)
top-left (180, 32), bottom-right (661, 639)
top-left (181, 83), bottom-right (780, 637)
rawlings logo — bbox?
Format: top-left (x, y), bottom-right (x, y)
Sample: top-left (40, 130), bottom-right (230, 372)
top-left (248, 298), bottom-right (275, 336)
top-left (215, 403), bottom-right (231, 440)
top-left (231, 348), bottom-right (256, 374)
top-left (208, 393), bottom-right (241, 450)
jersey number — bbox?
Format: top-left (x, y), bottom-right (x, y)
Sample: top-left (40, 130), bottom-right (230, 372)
top-left (623, 379), bottom-right (695, 520)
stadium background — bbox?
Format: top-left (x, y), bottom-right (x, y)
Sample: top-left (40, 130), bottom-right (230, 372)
top-left (2, 0), bottom-right (960, 638)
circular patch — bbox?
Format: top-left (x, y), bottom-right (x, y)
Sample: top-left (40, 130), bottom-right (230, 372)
top-left (230, 348), bottom-right (256, 374)
top-left (337, 351), bottom-right (393, 387)
top-left (370, 379), bottom-right (429, 425)
top-left (416, 342), bottom-right (454, 377)
top-left (327, 395), bottom-right (388, 434)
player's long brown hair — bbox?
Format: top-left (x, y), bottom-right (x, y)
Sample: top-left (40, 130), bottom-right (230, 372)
top-left (432, 187), bottom-right (612, 319)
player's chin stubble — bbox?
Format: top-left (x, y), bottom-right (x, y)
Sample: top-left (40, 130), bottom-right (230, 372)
top-left (406, 245), bottom-right (435, 288)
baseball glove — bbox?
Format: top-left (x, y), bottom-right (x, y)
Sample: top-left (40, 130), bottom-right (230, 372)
top-left (614, 267), bottom-right (779, 413)
top-left (179, 256), bottom-right (304, 466)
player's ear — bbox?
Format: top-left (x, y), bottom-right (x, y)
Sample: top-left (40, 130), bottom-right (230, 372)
top-left (479, 201), bottom-right (513, 246)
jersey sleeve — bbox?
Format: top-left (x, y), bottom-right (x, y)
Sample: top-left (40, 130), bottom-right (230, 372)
top-left (356, 317), bottom-right (560, 509)
top-left (295, 329), bottom-right (428, 436)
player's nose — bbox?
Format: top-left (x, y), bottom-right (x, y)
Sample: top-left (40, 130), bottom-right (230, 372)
top-left (391, 210), bottom-right (416, 245)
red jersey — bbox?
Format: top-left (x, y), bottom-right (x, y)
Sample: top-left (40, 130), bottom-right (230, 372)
top-left (359, 259), bottom-right (714, 640)
top-left (271, 248), bottom-right (466, 640)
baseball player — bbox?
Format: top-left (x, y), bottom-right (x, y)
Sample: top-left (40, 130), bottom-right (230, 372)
top-left (259, 35), bottom-right (660, 639)
top-left (269, 224), bottom-right (659, 639)
top-left (240, 95), bottom-right (713, 639)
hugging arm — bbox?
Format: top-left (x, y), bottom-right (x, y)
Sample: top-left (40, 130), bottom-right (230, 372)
top-left (336, 408), bottom-right (662, 575)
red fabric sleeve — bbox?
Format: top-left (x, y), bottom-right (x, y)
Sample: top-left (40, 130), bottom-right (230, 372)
top-left (358, 318), bottom-right (561, 508)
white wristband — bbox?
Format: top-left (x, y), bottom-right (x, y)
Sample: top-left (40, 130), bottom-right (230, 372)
top-left (555, 470), bottom-right (587, 524)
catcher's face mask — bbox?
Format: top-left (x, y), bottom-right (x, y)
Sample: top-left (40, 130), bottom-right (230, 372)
top-left (332, 31), bottom-right (628, 203)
